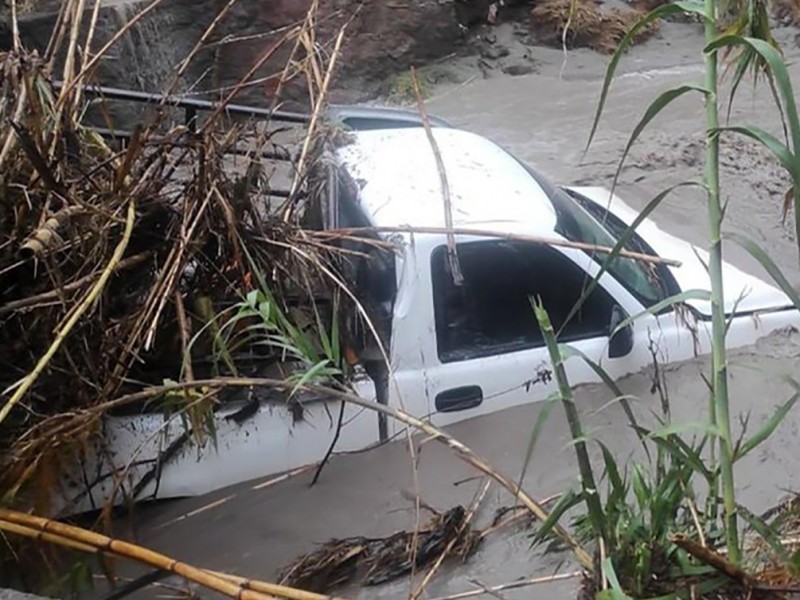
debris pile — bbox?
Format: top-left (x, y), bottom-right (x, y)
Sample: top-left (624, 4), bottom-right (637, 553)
top-left (0, 1), bottom-right (362, 519)
top-left (530, 0), bottom-right (658, 54)
top-left (278, 506), bottom-right (483, 593)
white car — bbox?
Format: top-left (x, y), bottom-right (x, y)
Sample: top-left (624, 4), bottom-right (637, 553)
top-left (57, 115), bottom-right (800, 516)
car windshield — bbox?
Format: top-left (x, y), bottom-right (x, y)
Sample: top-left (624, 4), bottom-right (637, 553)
top-left (516, 160), bottom-right (669, 307)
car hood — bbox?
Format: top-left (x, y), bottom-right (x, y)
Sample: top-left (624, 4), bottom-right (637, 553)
top-left (567, 186), bottom-right (794, 317)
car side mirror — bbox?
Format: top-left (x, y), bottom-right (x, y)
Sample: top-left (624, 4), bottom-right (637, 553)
top-left (608, 304), bottom-right (634, 359)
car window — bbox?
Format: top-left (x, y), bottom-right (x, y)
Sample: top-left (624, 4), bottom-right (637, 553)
top-left (506, 152), bottom-right (675, 308)
top-left (550, 190), bottom-right (668, 307)
top-left (431, 241), bottom-right (618, 363)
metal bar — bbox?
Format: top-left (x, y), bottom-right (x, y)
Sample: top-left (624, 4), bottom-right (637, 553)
top-left (53, 80), bottom-right (310, 124)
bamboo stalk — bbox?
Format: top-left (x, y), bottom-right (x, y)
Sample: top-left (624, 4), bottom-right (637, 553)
top-left (0, 252), bottom-right (151, 315)
top-left (701, 0), bottom-right (739, 562)
top-left (410, 67), bottom-right (463, 285)
top-left (0, 201), bottom-right (136, 425)
top-left (0, 510), bottom-right (342, 600)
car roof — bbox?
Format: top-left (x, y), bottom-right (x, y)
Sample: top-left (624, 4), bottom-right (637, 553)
top-left (334, 127), bottom-right (558, 236)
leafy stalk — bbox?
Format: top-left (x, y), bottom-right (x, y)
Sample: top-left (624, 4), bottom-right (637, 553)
top-left (702, 0), bottom-right (739, 562)
top-left (533, 298), bottom-right (605, 541)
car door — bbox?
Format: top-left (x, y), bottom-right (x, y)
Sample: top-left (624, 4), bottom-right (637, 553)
top-left (416, 237), bottom-right (660, 429)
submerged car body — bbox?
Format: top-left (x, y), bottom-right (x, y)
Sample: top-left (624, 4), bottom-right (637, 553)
top-left (56, 117), bottom-right (800, 516)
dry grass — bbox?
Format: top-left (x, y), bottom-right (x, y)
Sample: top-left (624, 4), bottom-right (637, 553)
top-left (530, 0), bottom-right (659, 55)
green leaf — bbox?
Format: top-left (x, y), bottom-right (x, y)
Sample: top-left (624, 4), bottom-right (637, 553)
top-left (737, 503), bottom-right (789, 563)
top-left (649, 421), bottom-right (722, 439)
top-left (599, 557), bottom-right (635, 599)
top-left (586, 0), bottom-right (709, 153)
top-left (707, 35), bottom-right (800, 247)
top-left (734, 392), bottom-right (798, 461)
top-left (723, 232), bottom-right (800, 313)
top-left (561, 344), bottom-right (649, 458)
top-left (598, 441), bottom-right (626, 498)
top-left (531, 488), bottom-right (584, 547)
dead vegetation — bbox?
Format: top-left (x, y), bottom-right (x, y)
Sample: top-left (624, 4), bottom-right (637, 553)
top-left (530, 0), bottom-right (659, 54)
top-left (0, 0), bottom-right (370, 525)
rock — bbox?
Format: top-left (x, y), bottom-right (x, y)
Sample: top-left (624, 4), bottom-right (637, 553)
top-left (502, 63), bottom-right (536, 76)
top-left (479, 44), bottom-right (510, 60)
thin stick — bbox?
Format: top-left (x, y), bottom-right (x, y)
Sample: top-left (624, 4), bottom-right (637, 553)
top-left (410, 67), bottom-right (463, 285)
top-left (319, 225), bottom-right (681, 266)
top-left (427, 572), bottom-right (582, 600)
top-left (0, 201), bottom-right (136, 425)
top-left (670, 533), bottom-right (758, 589)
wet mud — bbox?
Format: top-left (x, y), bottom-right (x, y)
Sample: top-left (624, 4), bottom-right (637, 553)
top-left (105, 20), bottom-right (800, 600)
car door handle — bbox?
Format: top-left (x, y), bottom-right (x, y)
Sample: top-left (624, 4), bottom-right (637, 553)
top-left (435, 386), bottom-right (483, 413)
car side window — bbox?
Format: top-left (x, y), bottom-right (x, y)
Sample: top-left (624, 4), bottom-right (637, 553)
top-left (431, 240), bottom-right (619, 363)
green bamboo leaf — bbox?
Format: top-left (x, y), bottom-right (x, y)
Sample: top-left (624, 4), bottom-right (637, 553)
top-left (597, 441), bottom-right (625, 497)
top-left (722, 232), bottom-right (800, 312)
top-left (737, 503), bottom-right (789, 563)
top-left (586, 0), bottom-right (709, 152)
top-left (734, 392), bottom-right (799, 462)
top-left (610, 289), bottom-right (712, 337)
top-left (649, 422), bottom-right (722, 439)
top-left (634, 425), bottom-right (713, 481)
top-left (599, 557), bottom-right (635, 600)
top-left (706, 37), bottom-right (800, 139)
top-left (561, 344), bottom-right (649, 457)
top-left (531, 488), bottom-right (584, 547)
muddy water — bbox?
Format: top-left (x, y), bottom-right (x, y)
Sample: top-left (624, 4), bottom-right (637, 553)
top-left (110, 24), bottom-right (800, 600)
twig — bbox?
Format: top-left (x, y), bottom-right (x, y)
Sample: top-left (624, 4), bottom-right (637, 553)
top-left (410, 67), bottom-right (463, 286)
top-left (427, 572), bottom-right (582, 600)
top-left (0, 201), bottom-right (136, 426)
top-left (670, 533), bottom-right (758, 589)
top-left (319, 225), bottom-right (681, 266)
top-left (0, 509), bottom-right (341, 600)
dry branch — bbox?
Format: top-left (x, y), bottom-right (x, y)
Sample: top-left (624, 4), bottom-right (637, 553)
top-left (410, 67), bottom-right (463, 285)
top-left (319, 225), bottom-right (682, 266)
